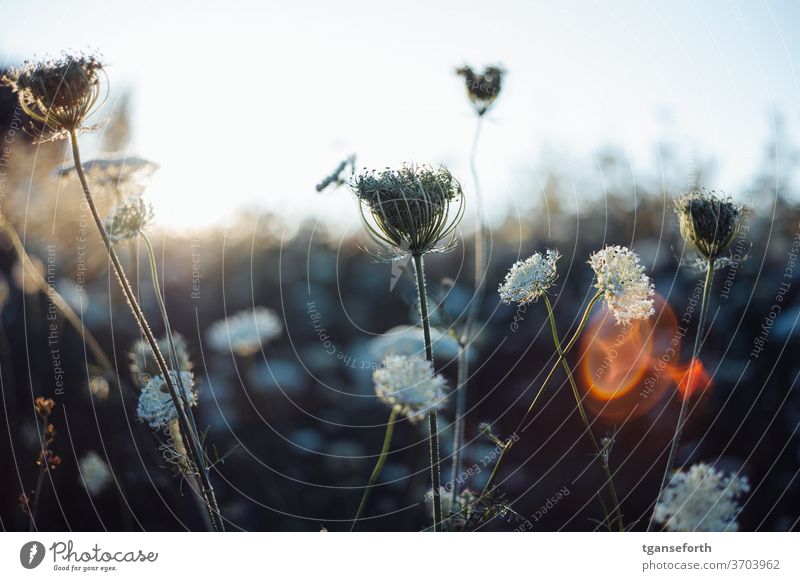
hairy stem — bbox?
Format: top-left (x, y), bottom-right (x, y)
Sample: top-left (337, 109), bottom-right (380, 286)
top-left (544, 295), bottom-right (622, 531)
top-left (412, 253), bottom-right (442, 531)
top-left (648, 258), bottom-right (715, 531)
top-left (69, 131), bottom-right (223, 532)
top-left (350, 406), bottom-right (400, 531)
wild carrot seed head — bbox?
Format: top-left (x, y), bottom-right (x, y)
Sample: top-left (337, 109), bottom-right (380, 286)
top-left (455, 65), bottom-right (505, 116)
top-left (1, 51), bottom-right (106, 142)
top-left (675, 189), bottom-right (742, 261)
top-left (351, 164), bottom-right (464, 258)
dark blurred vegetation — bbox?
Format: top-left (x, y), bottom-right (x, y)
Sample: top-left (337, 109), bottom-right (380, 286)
top-left (1, 83), bottom-right (799, 532)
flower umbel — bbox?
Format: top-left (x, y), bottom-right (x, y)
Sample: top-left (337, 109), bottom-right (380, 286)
top-left (103, 196), bottom-right (154, 243)
top-left (1, 51), bottom-right (105, 142)
top-left (206, 307), bottom-right (283, 356)
top-left (136, 371), bottom-right (197, 429)
top-left (498, 249), bottom-right (560, 304)
top-left (130, 334), bottom-right (193, 389)
top-left (455, 65), bottom-right (505, 116)
top-left (373, 354), bottom-right (447, 422)
top-left (589, 245), bottom-right (655, 324)
top-left (59, 154), bottom-right (160, 199)
top-left (351, 164), bottom-right (464, 259)
top-left (675, 189), bottom-right (742, 261)
top-left (653, 463), bottom-right (750, 531)
top-left (79, 452), bottom-right (112, 496)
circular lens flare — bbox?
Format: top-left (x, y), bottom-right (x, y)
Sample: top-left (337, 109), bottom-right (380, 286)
top-left (579, 293), bottom-right (711, 421)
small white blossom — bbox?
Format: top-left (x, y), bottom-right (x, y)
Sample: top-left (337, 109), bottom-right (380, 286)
top-left (136, 371), bottom-right (196, 429)
top-left (79, 451), bottom-right (111, 496)
top-left (498, 249), bottom-right (559, 304)
top-left (588, 245), bottom-right (655, 324)
top-left (654, 463), bottom-right (750, 531)
top-left (207, 307), bottom-right (283, 356)
top-left (103, 196), bottom-right (154, 243)
top-left (373, 355), bottom-right (447, 422)
top-left (59, 155), bottom-right (159, 197)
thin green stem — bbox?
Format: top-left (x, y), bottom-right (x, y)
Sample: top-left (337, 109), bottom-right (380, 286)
top-left (451, 116), bottom-right (486, 505)
top-left (412, 253), bottom-right (442, 532)
top-left (350, 406), bottom-right (400, 531)
top-left (544, 294), bottom-right (622, 531)
top-left (481, 292), bottom-right (603, 497)
top-left (648, 258), bottom-right (715, 531)
top-left (69, 131), bottom-right (224, 532)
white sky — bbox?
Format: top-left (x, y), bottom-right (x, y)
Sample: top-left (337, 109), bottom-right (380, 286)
top-left (2, 0), bottom-right (800, 232)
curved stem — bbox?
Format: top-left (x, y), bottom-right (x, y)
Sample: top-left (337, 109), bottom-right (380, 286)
top-left (544, 294), bottom-right (622, 531)
top-left (69, 131), bottom-right (223, 532)
top-left (480, 292), bottom-right (602, 498)
top-left (648, 258), bottom-right (715, 531)
top-left (350, 406), bottom-right (400, 531)
top-left (0, 216), bottom-right (113, 372)
top-left (412, 253), bottom-right (442, 531)
top-left (451, 116), bottom-right (487, 504)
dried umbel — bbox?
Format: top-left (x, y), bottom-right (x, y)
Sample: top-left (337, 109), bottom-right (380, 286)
top-left (351, 164), bottom-right (464, 258)
top-left (675, 189), bottom-right (742, 261)
top-left (316, 154), bottom-right (356, 193)
top-left (455, 65), bottom-right (505, 116)
top-left (103, 196), bottom-right (154, 243)
top-left (498, 249), bottom-right (560, 304)
top-left (653, 463), bottom-right (749, 531)
top-left (1, 51), bottom-right (105, 142)
top-left (34, 397), bottom-right (56, 418)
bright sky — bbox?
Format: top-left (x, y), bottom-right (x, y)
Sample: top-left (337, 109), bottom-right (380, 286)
top-left (2, 0), bottom-right (799, 231)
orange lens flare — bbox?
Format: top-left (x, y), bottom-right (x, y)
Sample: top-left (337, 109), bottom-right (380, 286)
top-left (578, 293), bottom-right (712, 421)
top-left (670, 358), bottom-right (712, 399)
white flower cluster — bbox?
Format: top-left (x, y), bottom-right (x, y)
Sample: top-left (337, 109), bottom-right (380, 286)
top-left (59, 155), bottom-right (160, 197)
top-left (207, 307), bottom-right (283, 356)
top-left (588, 245), bottom-right (655, 324)
top-left (654, 463), bottom-right (750, 531)
top-left (79, 451), bottom-right (112, 496)
top-left (136, 371), bottom-right (196, 429)
top-left (498, 249), bottom-right (560, 304)
top-left (103, 196), bottom-right (154, 243)
top-left (373, 355), bottom-right (447, 422)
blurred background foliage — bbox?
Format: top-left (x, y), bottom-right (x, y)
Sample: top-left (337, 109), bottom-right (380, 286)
top-left (1, 83), bottom-right (799, 532)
